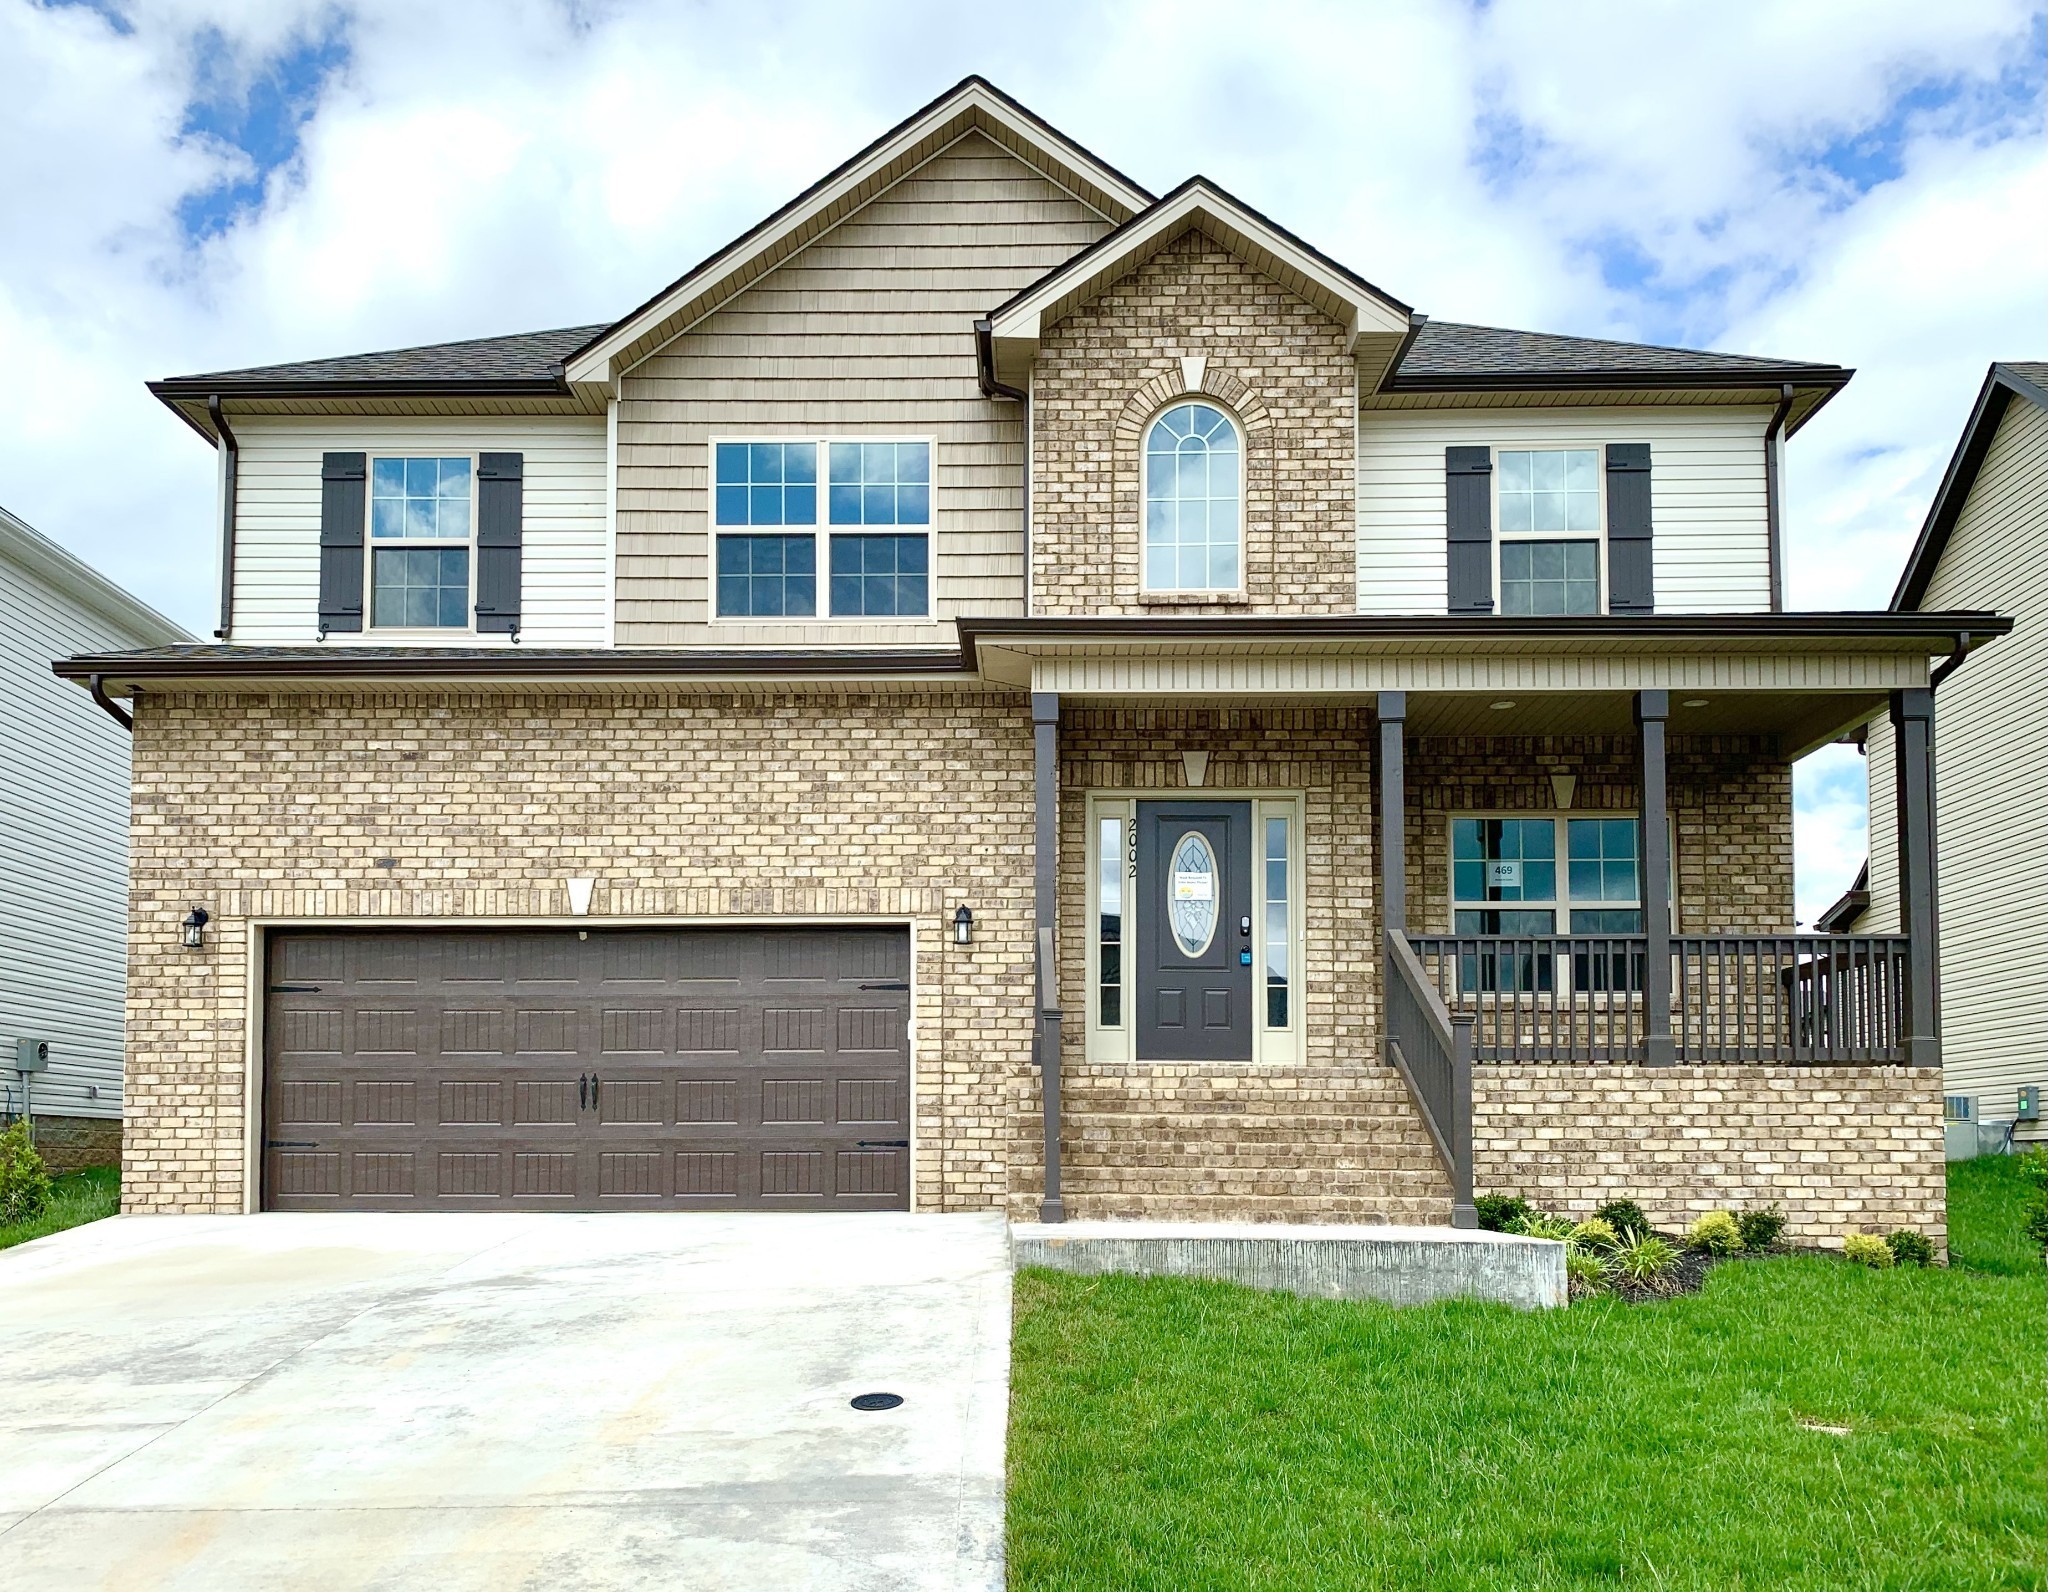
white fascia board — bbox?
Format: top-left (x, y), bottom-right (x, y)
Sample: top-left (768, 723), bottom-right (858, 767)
top-left (564, 81), bottom-right (1152, 388)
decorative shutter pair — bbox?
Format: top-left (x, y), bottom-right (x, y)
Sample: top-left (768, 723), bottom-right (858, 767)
top-left (1444, 443), bottom-right (1654, 614)
top-left (316, 451), bottom-right (524, 636)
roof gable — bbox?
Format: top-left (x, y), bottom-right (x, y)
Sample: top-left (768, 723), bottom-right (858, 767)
top-left (982, 177), bottom-right (1414, 390)
top-left (562, 77), bottom-right (1153, 390)
top-left (1894, 362), bottom-right (2048, 610)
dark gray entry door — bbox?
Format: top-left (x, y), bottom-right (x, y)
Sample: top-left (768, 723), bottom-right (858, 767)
top-left (262, 926), bottom-right (911, 1211)
top-left (1135, 800), bottom-right (1254, 1061)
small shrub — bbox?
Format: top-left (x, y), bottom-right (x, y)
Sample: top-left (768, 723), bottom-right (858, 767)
top-left (2015, 1146), bottom-right (2048, 1188)
top-left (1737, 1205), bottom-right (1786, 1252)
top-left (1842, 1232), bottom-right (1895, 1269)
top-left (1475, 1194), bottom-right (1533, 1233)
top-left (0, 1122), bottom-right (52, 1225)
top-left (1885, 1229), bottom-right (1935, 1267)
top-left (1565, 1248), bottom-right (1607, 1292)
top-left (1511, 1212), bottom-right (1576, 1242)
top-left (1686, 1210), bottom-right (1743, 1257)
top-left (1609, 1231), bottom-right (1679, 1286)
top-left (2022, 1189), bottom-right (2048, 1258)
top-left (1569, 1217), bottom-right (1619, 1252)
top-left (1593, 1199), bottom-right (1653, 1237)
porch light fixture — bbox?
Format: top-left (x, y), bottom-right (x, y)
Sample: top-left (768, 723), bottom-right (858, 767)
top-left (953, 905), bottom-right (974, 946)
top-left (180, 907), bottom-right (209, 950)
top-left (1489, 700), bottom-right (1516, 711)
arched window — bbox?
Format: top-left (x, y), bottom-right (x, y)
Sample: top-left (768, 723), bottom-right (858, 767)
top-left (1143, 401), bottom-right (1241, 591)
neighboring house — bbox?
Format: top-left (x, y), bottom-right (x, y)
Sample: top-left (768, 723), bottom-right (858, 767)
top-left (1832, 363), bottom-right (2047, 1151)
top-left (2, 505), bottom-right (190, 1173)
top-left (60, 79), bottom-right (2005, 1244)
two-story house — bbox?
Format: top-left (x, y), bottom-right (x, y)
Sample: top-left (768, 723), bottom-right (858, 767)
top-left (63, 79), bottom-right (2003, 1244)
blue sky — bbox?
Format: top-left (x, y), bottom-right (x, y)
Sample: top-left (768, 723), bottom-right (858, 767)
top-left (4, 0), bottom-right (2045, 920)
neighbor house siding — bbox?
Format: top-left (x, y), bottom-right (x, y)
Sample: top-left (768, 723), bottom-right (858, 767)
top-left (1355, 405), bottom-right (1774, 614)
top-left (228, 414), bottom-right (608, 645)
top-left (0, 546), bottom-right (167, 1125)
top-left (1867, 394), bottom-right (2048, 1123)
top-left (612, 132), bottom-right (1112, 645)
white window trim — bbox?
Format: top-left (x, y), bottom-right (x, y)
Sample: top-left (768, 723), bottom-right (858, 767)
top-left (1443, 809), bottom-right (1675, 934)
top-left (1490, 444), bottom-right (1608, 617)
top-left (705, 434), bottom-right (939, 624)
top-left (1084, 790), bottom-right (1302, 1065)
top-left (364, 451), bottom-right (479, 638)
top-left (1140, 399), bottom-right (1247, 598)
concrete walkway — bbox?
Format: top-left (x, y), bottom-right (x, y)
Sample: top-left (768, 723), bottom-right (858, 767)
top-left (0, 1212), bottom-right (1011, 1591)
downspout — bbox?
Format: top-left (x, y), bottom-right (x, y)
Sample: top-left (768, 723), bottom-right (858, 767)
top-left (88, 674), bottom-right (134, 732)
top-left (1762, 383), bottom-right (1795, 613)
top-left (1930, 630), bottom-right (1974, 691)
top-left (974, 318), bottom-right (1033, 616)
top-left (207, 394), bottom-right (238, 640)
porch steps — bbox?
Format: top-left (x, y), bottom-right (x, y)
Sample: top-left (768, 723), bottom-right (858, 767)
top-left (1012, 1221), bottom-right (1565, 1310)
top-left (1054, 1062), bottom-right (1455, 1226)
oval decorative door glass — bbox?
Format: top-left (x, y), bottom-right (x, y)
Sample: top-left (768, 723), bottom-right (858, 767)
top-left (1168, 831), bottom-right (1219, 957)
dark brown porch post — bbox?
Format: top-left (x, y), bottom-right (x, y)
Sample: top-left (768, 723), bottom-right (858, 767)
top-left (1032, 690), bottom-right (1066, 1222)
top-left (1890, 688), bottom-right (1940, 1067)
top-left (1636, 690), bottom-right (1675, 1066)
top-left (1377, 691), bottom-right (1406, 935)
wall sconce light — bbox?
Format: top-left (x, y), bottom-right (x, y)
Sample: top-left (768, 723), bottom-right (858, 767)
top-left (181, 907), bottom-right (210, 950)
top-left (953, 905), bottom-right (974, 946)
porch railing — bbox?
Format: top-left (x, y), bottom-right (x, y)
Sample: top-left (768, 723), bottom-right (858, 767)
top-left (1405, 933), bottom-right (1912, 1065)
top-left (1384, 929), bottom-right (1476, 1226)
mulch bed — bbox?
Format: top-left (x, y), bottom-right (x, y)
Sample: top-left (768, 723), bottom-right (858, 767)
top-left (1577, 1238), bottom-right (1841, 1304)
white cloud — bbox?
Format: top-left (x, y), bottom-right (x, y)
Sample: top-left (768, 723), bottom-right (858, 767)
top-left (1, 0), bottom-right (2039, 907)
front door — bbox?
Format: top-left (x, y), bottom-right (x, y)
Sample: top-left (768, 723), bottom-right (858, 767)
top-left (1135, 800), bottom-right (1254, 1061)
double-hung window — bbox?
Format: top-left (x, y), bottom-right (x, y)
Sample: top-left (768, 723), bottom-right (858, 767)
top-left (1495, 448), bottom-right (1601, 615)
top-left (1451, 816), bottom-right (1651, 991)
top-left (369, 456), bottom-right (474, 629)
top-left (714, 439), bottom-right (931, 619)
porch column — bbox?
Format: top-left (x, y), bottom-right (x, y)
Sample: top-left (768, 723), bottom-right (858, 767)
top-left (1377, 691), bottom-right (1407, 935)
top-left (1636, 690), bottom-right (1675, 1066)
top-left (1890, 688), bottom-right (1940, 1067)
top-left (1032, 690), bottom-right (1066, 1222)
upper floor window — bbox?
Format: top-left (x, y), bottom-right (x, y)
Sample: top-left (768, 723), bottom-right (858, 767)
top-left (370, 456), bottom-right (472, 628)
top-left (714, 439), bottom-right (930, 619)
top-left (1496, 449), bottom-right (1601, 615)
top-left (1144, 402), bottom-right (1240, 592)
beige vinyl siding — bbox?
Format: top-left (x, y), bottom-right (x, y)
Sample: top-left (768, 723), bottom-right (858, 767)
top-left (0, 551), bottom-right (178, 1120)
top-left (229, 415), bottom-right (608, 645)
top-left (613, 131), bottom-right (1112, 645)
top-left (1356, 405), bottom-right (1774, 615)
top-left (1861, 716), bottom-right (1898, 933)
top-left (1899, 396), bottom-right (2048, 1120)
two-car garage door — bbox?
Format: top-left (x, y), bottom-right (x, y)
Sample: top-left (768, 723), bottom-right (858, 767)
top-left (262, 927), bottom-right (912, 1211)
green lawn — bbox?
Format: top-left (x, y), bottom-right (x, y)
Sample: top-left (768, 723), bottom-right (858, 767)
top-left (0, 1164), bottom-right (120, 1253)
top-left (1010, 1170), bottom-right (2046, 1590)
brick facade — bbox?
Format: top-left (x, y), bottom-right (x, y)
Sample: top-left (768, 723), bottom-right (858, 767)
top-left (123, 688), bottom-right (1037, 1215)
top-left (1474, 1067), bottom-right (1947, 1249)
top-left (1030, 230), bottom-right (1357, 615)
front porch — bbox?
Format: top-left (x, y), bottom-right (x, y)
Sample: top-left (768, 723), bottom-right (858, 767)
top-left (975, 614), bottom-right (1966, 1238)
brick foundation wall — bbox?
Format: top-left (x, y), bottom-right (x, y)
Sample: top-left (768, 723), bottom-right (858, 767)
top-left (19, 1113), bottom-right (122, 1177)
top-left (1474, 1066), bottom-right (1946, 1249)
top-left (126, 688), bottom-right (1037, 1214)
top-left (1031, 231), bottom-right (1357, 615)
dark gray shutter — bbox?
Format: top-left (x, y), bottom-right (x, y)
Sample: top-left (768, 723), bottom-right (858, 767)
top-left (317, 452), bottom-right (367, 635)
top-left (1445, 446), bottom-right (1493, 614)
top-left (475, 452), bottom-right (524, 636)
top-left (1605, 443), bottom-right (1654, 613)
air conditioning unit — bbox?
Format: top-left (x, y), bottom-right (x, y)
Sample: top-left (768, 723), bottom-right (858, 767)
top-left (1944, 1095), bottom-right (1975, 1122)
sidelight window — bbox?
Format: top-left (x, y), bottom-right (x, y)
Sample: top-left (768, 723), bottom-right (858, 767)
top-left (1263, 815), bottom-right (1291, 1028)
top-left (1098, 814), bottom-right (1125, 1027)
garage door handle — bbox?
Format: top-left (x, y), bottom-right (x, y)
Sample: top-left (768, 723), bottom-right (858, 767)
top-left (266, 1140), bottom-right (319, 1149)
top-left (590, 1074), bottom-right (601, 1109)
top-left (578, 1073), bottom-right (588, 1109)
top-left (269, 984), bottom-right (322, 994)
top-left (857, 1140), bottom-right (909, 1148)
top-left (859, 982), bottom-right (909, 991)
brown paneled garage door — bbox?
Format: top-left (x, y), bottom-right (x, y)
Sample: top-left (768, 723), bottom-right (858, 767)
top-left (262, 927), bottom-right (911, 1211)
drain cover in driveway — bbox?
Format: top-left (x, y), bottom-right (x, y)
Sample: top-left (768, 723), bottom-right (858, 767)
top-left (850, 1392), bottom-right (905, 1411)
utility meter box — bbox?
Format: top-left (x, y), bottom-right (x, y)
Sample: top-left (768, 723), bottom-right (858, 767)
top-left (13, 1039), bottom-right (51, 1073)
top-left (2018, 1085), bottom-right (2042, 1122)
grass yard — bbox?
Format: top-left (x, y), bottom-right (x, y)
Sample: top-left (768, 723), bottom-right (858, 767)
top-left (0, 1164), bottom-right (120, 1253)
top-left (1010, 1172), bottom-right (2046, 1591)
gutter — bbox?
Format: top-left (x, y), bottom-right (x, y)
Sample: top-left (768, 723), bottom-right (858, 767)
top-left (1380, 366), bottom-right (1852, 396)
top-left (1762, 382), bottom-right (1795, 613)
top-left (55, 646), bottom-right (975, 686)
top-left (1930, 630), bottom-right (1976, 691)
top-left (1374, 313), bottom-right (1427, 393)
top-left (208, 394), bottom-right (238, 640)
top-left (973, 319), bottom-right (1027, 401)
top-left (87, 674), bottom-right (133, 732)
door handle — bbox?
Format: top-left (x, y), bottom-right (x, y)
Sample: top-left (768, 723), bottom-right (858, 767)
top-left (578, 1073), bottom-right (589, 1110)
top-left (591, 1074), bottom-right (601, 1111)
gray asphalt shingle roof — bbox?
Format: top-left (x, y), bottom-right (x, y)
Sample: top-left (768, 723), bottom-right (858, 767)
top-left (157, 325), bottom-right (608, 388)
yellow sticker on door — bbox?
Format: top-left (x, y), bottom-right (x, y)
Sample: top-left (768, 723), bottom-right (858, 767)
top-left (1173, 872), bottom-right (1214, 901)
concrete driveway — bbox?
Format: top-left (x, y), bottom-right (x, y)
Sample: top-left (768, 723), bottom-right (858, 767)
top-left (0, 1211), bottom-right (1011, 1591)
